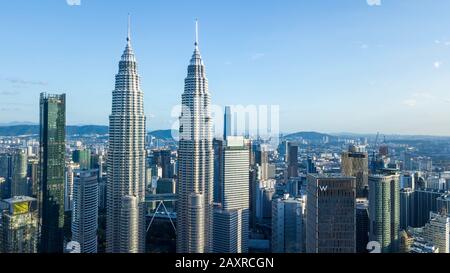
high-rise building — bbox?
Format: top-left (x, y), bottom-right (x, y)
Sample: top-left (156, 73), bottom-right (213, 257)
top-left (152, 149), bottom-right (173, 179)
top-left (213, 207), bottom-right (248, 253)
top-left (400, 187), bottom-right (415, 230)
top-left (11, 149), bottom-right (28, 197)
top-left (401, 172), bottom-right (415, 190)
top-left (306, 174), bottom-right (356, 253)
top-left (213, 139), bottom-right (224, 204)
top-left (27, 158), bottom-right (39, 198)
top-left (0, 154), bottom-right (12, 199)
top-left (39, 93), bottom-right (66, 253)
top-left (341, 145), bottom-right (369, 198)
top-left (213, 136), bottom-right (249, 253)
top-left (72, 170), bottom-right (99, 253)
top-left (368, 171), bottom-right (400, 253)
top-left (107, 19), bottom-right (146, 253)
top-left (177, 21), bottom-right (214, 253)
top-left (255, 145), bottom-right (269, 181)
top-left (249, 166), bottom-right (258, 228)
top-left (422, 211), bottom-right (450, 253)
top-left (65, 162), bottom-right (80, 212)
top-left (72, 149), bottom-right (91, 170)
top-left (356, 198), bottom-right (369, 253)
top-left (0, 177), bottom-right (7, 200)
top-left (0, 154), bottom-right (11, 180)
top-left (414, 188), bottom-right (445, 227)
top-left (286, 143), bottom-right (298, 179)
top-left (223, 106), bottom-right (232, 140)
top-left (271, 194), bottom-right (305, 253)
top-left (0, 196), bottom-right (38, 253)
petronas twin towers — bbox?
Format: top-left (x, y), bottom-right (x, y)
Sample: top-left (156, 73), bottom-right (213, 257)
top-left (107, 19), bottom-right (213, 253)
top-left (107, 22), bottom-right (146, 253)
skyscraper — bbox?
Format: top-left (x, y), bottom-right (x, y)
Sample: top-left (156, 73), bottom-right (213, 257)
top-left (65, 162), bottom-right (80, 212)
top-left (356, 198), bottom-right (369, 253)
top-left (306, 174), bottom-right (356, 253)
top-left (0, 196), bottom-right (38, 253)
top-left (39, 93), bottom-right (66, 253)
top-left (271, 194), bottom-right (305, 253)
top-left (400, 187), bottom-right (415, 230)
top-left (341, 145), bottom-right (369, 198)
top-left (368, 171), bottom-right (400, 253)
top-left (107, 18), bottom-right (146, 253)
top-left (72, 149), bottom-right (91, 170)
top-left (72, 170), bottom-right (99, 253)
top-left (223, 106), bottom-right (232, 140)
top-left (213, 136), bottom-right (249, 253)
top-left (177, 21), bottom-right (214, 253)
top-left (0, 153), bottom-right (12, 199)
top-left (11, 149), bottom-right (28, 197)
top-left (286, 142), bottom-right (299, 179)
top-left (0, 177), bottom-right (7, 200)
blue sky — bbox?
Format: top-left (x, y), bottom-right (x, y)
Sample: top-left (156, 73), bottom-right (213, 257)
top-left (1, 0), bottom-right (450, 135)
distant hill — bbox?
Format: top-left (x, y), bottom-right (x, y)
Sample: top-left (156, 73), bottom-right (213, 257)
top-left (0, 125), bottom-right (177, 138)
top-left (148, 129), bottom-right (177, 140)
top-left (283, 131), bottom-right (337, 142)
top-left (0, 125), bottom-right (109, 136)
top-left (68, 126), bottom-right (109, 135)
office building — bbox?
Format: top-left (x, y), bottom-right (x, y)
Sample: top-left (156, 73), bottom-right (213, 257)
top-left (356, 198), bottom-right (369, 253)
top-left (0, 154), bottom-right (11, 199)
top-left (368, 171), bottom-right (400, 253)
top-left (414, 188), bottom-right (445, 227)
top-left (341, 145), bottom-right (369, 198)
top-left (213, 139), bottom-right (223, 204)
top-left (39, 93), bottom-right (66, 253)
top-left (72, 170), bottom-right (99, 253)
top-left (0, 196), bottom-right (38, 253)
top-left (11, 149), bottom-right (28, 197)
top-left (286, 142), bottom-right (298, 179)
top-left (223, 106), bottom-right (232, 140)
top-left (72, 149), bottom-right (91, 170)
top-left (65, 162), bottom-right (80, 212)
top-left (27, 158), bottom-right (39, 198)
top-left (400, 187), bottom-right (415, 230)
top-left (213, 137), bottom-right (249, 253)
top-left (271, 194), bottom-right (305, 253)
top-left (306, 174), bottom-right (356, 253)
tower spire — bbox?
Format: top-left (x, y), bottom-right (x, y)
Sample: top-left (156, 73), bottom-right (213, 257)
top-left (195, 19), bottom-right (199, 49)
top-left (127, 13), bottom-right (131, 45)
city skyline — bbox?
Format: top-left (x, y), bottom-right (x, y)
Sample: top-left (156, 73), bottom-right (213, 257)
top-left (2, 1), bottom-right (450, 135)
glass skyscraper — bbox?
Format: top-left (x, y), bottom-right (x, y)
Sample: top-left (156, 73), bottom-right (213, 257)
top-left (39, 93), bottom-right (66, 253)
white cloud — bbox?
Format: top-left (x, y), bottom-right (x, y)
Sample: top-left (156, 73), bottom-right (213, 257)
top-left (402, 99), bottom-right (417, 107)
top-left (367, 0), bottom-right (381, 6)
top-left (66, 0), bottom-right (81, 6)
top-left (413, 92), bottom-right (436, 100)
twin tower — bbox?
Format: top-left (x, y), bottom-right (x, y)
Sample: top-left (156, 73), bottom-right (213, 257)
top-left (106, 19), bottom-right (214, 253)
